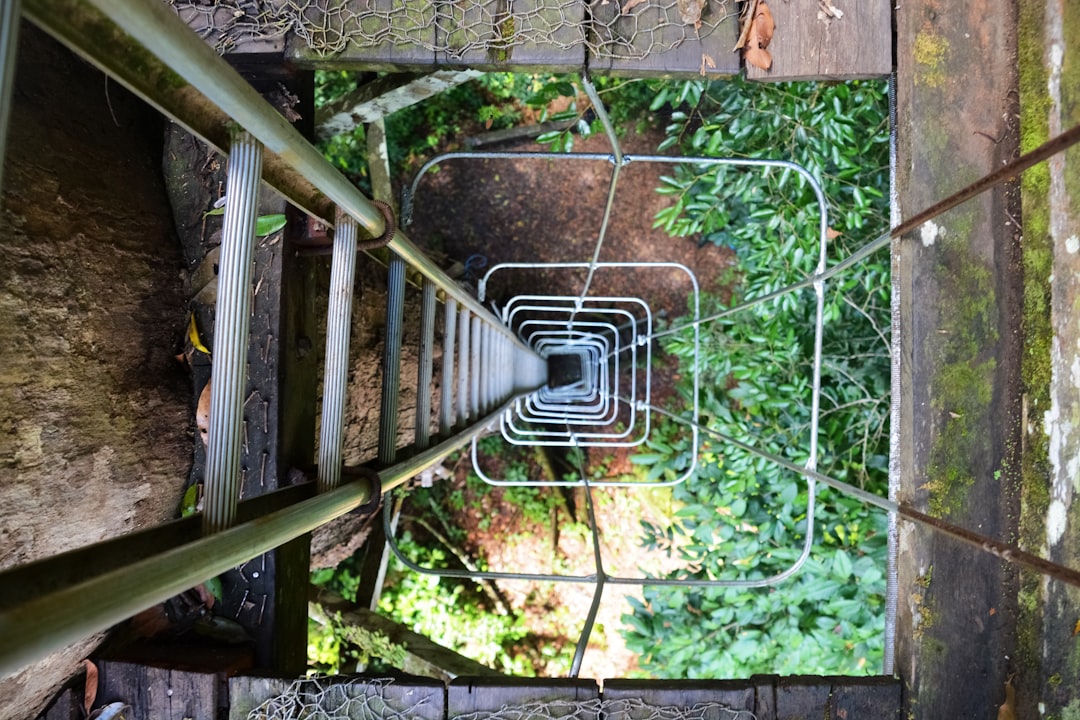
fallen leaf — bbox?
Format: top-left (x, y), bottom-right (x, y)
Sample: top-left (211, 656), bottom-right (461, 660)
top-left (677, 0), bottom-right (706, 29)
top-left (989, 606), bottom-right (996, 616)
top-left (621, 0), bottom-right (648, 14)
top-left (700, 52), bottom-right (717, 76)
top-left (1073, 618), bottom-right (1080, 636)
top-left (948, 411), bottom-right (962, 419)
top-left (742, 0), bottom-right (774, 70)
top-left (187, 314), bottom-right (211, 357)
top-left (744, 44), bottom-right (772, 70)
top-left (734, 0), bottom-right (759, 50)
top-left (754, 0), bottom-right (775, 46)
top-left (82, 660), bottom-right (98, 715)
top-left (827, 227), bottom-right (842, 239)
top-left (996, 674), bottom-right (1016, 720)
top-left (197, 379), bottom-right (211, 447)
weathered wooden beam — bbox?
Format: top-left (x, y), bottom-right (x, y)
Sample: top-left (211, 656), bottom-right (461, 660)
top-left (310, 588), bottom-right (504, 681)
top-left (436, 0), bottom-right (585, 71)
top-left (229, 674), bottom-right (445, 720)
top-left (316, 70), bottom-right (483, 141)
top-left (366, 116), bottom-right (396, 209)
top-left (602, 679), bottom-right (756, 718)
top-left (96, 662), bottom-right (219, 720)
top-left (449, 677), bottom-right (599, 718)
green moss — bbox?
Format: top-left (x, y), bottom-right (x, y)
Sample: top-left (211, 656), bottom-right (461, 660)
top-left (493, 16), bottom-right (517, 63)
top-left (913, 29), bottom-right (950, 88)
top-left (1063, 2), bottom-right (1080, 220)
top-left (926, 212), bottom-right (999, 517)
top-left (1063, 699), bottom-right (1080, 720)
top-left (1016, 0), bottom-right (1054, 692)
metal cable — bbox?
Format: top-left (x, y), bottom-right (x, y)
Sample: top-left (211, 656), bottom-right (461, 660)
top-left (646, 404), bottom-right (1080, 590)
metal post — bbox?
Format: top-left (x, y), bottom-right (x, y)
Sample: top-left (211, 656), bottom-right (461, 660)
top-left (318, 211), bottom-right (358, 492)
top-left (415, 280), bottom-right (436, 450)
top-left (458, 310), bottom-right (470, 423)
top-left (440, 298), bottom-right (457, 435)
top-left (379, 253), bottom-right (406, 465)
top-left (470, 316), bottom-right (482, 420)
top-left (0, 0), bottom-right (20, 194)
top-left (204, 131), bottom-right (261, 535)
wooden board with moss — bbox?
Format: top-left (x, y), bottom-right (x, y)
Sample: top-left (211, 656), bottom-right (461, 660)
top-left (286, 0), bottom-right (436, 72)
top-left (893, 0), bottom-right (1026, 718)
top-left (435, 0), bottom-right (585, 71)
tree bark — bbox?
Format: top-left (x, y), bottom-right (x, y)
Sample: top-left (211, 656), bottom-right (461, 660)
top-left (0, 25), bottom-right (189, 716)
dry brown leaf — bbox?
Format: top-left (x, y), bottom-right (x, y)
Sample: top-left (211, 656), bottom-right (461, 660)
top-left (744, 45), bottom-right (772, 70)
top-left (742, 0), bottom-right (774, 70)
top-left (827, 227), bottom-right (842, 240)
top-left (82, 659), bottom-right (99, 715)
top-left (621, 0), bottom-right (648, 14)
top-left (677, 0), bottom-right (706, 29)
top-left (996, 674), bottom-right (1016, 720)
top-left (734, 0), bottom-right (760, 50)
top-left (754, 0), bottom-right (775, 47)
top-left (197, 379), bottom-right (211, 447)
top-left (700, 52), bottom-right (717, 76)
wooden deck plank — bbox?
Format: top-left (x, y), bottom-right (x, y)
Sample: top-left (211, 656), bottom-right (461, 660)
top-left (37, 688), bottom-right (80, 720)
top-left (602, 679), bottom-right (755, 719)
top-left (751, 675), bottom-right (778, 720)
top-left (588, 0), bottom-right (741, 78)
top-left (774, 677), bottom-right (830, 720)
top-left (744, 0), bottom-right (891, 82)
top-left (828, 678), bottom-right (902, 720)
top-left (96, 661), bottom-right (219, 720)
top-left (230, 676), bottom-right (445, 720)
top-left (449, 678), bottom-right (599, 718)
top-left (893, 0), bottom-right (1023, 717)
top-left (287, 0), bottom-right (436, 72)
top-left (436, 0), bottom-right (585, 71)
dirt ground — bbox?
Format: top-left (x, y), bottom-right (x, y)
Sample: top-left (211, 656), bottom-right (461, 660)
top-left (408, 128), bottom-right (735, 310)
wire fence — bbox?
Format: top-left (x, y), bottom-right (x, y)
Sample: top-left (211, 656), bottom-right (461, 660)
top-left (168, 0), bottom-right (735, 59)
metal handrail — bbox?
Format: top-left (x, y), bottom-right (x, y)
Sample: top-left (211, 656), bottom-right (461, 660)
top-left (0, 396), bottom-right (526, 678)
top-left (0, 0), bottom-right (547, 680)
top-left (21, 0), bottom-right (531, 350)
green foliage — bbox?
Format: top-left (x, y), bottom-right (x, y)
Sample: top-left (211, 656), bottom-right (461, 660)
top-left (623, 78), bottom-right (892, 678)
top-left (377, 534), bottom-right (536, 675)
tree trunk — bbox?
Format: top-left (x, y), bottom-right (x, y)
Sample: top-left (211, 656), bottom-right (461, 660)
top-left (0, 25), bottom-right (190, 717)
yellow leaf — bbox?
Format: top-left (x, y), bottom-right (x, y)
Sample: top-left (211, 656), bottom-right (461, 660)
top-left (187, 314), bottom-right (211, 356)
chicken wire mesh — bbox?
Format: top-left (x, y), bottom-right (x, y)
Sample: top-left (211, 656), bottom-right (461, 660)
top-left (167, 0), bottom-right (736, 60)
